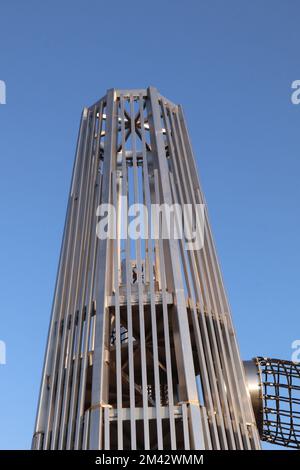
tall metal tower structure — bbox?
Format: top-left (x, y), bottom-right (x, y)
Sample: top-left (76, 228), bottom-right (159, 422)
top-left (32, 87), bottom-right (298, 450)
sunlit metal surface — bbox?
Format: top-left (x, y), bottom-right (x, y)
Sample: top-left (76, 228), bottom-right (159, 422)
top-left (243, 360), bottom-right (263, 434)
top-left (32, 88), bottom-right (261, 450)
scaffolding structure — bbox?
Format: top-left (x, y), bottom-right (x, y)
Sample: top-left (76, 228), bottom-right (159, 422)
top-left (32, 87), bottom-right (262, 450)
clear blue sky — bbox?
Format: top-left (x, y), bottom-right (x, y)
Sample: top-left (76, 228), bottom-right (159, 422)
top-left (0, 0), bottom-right (299, 450)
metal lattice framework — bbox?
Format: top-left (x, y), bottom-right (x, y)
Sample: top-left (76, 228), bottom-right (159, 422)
top-left (256, 357), bottom-right (300, 448)
top-left (32, 87), bottom-right (261, 450)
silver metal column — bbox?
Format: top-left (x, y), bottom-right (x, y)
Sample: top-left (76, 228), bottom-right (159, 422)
top-left (33, 88), bottom-right (261, 450)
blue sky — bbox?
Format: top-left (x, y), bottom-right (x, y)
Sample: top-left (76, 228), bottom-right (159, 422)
top-left (0, 0), bottom-right (299, 450)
